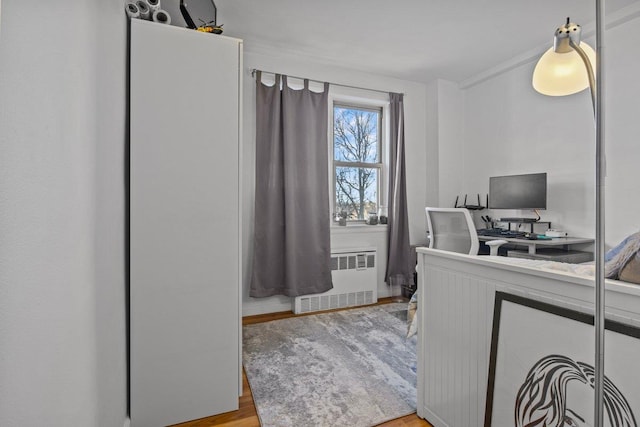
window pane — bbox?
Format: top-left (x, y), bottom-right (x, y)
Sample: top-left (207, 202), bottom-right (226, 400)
top-left (334, 106), bottom-right (379, 163)
top-left (335, 166), bottom-right (378, 220)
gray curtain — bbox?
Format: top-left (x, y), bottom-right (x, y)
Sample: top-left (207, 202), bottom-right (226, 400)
top-left (250, 73), bottom-right (333, 298)
top-left (385, 93), bottom-right (413, 286)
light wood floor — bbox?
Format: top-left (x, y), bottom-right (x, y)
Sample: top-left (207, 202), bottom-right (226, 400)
top-left (174, 298), bottom-right (432, 427)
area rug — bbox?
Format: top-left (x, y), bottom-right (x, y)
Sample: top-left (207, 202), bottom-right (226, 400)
top-left (243, 303), bottom-right (417, 427)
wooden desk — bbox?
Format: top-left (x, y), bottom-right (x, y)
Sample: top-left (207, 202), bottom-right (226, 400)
top-left (478, 235), bottom-right (594, 255)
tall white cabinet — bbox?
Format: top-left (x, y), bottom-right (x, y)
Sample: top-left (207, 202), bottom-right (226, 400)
top-left (129, 19), bottom-right (242, 427)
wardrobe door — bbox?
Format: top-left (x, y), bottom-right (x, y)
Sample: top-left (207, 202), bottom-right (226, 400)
top-left (130, 19), bottom-right (241, 427)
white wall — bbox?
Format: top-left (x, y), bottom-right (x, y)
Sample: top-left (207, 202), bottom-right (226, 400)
top-left (462, 57), bottom-right (595, 238)
top-left (241, 46), bottom-right (430, 316)
top-left (0, 1), bottom-right (127, 426)
top-left (435, 80), bottom-right (466, 207)
top-left (437, 7), bottom-right (640, 247)
top-left (425, 81), bottom-right (440, 208)
top-left (603, 11), bottom-right (640, 246)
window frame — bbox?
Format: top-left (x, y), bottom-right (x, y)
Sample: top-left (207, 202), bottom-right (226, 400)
top-left (329, 95), bottom-right (389, 224)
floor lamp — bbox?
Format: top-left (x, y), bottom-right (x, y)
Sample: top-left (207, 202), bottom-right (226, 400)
top-left (532, 4), bottom-right (605, 425)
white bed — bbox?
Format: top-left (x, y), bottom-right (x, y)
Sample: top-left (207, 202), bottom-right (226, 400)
top-left (415, 248), bottom-right (640, 427)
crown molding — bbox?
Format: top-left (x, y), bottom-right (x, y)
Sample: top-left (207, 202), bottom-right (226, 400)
top-left (459, 2), bottom-right (640, 90)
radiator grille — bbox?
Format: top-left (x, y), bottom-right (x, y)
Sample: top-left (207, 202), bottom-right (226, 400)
top-left (331, 253), bottom-right (375, 271)
top-left (293, 248), bottom-right (378, 314)
top-left (297, 291), bottom-right (375, 314)
top-left (339, 257), bottom-right (348, 270)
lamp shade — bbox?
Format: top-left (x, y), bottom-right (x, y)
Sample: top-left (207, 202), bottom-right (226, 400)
top-left (532, 42), bottom-right (596, 96)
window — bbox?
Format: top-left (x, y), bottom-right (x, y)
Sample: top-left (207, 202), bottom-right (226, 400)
top-left (332, 103), bottom-right (383, 222)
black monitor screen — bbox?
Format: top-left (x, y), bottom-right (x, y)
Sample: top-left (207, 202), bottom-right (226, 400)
top-left (489, 173), bottom-right (547, 210)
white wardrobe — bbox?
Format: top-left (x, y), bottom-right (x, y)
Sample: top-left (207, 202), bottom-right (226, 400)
top-left (129, 19), bottom-right (242, 427)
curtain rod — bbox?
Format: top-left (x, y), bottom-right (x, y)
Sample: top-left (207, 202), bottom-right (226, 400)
top-left (250, 68), bottom-right (404, 96)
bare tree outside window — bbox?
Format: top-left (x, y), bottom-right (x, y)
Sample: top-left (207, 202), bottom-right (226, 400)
top-left (333, 104), bottom-right (382, 221)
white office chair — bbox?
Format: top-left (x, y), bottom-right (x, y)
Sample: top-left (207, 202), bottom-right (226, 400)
top-left (425, 207), bottom-right (507, 256)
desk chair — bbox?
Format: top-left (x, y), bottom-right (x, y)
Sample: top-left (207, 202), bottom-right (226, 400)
top-left (425, 207), bottom-right (507, 256)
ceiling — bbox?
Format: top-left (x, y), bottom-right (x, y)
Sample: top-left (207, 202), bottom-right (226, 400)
top-left (211, 0), bottom-right (638, 84)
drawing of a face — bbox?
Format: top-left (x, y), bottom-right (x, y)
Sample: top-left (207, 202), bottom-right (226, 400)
top-left (563, 410), bottom-right (586, 427)
top-left (514, 354), bottom-right (636, 427)
top-left (563, 381), bottom-right (591, 427)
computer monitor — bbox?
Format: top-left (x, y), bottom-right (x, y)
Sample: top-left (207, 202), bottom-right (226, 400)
top-left (489, 173), bottom-right (547, 210)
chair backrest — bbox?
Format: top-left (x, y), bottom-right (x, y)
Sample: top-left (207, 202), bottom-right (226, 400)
top-left (425, 207), bottom-right (479, 255)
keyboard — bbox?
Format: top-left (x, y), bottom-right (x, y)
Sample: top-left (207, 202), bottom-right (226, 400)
top-left (477, 228), bottom-right (526, 238)
top-left (499, 217), bottom-right (538, 223)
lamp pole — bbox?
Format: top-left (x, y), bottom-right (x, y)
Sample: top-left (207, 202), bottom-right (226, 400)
top-left (534, 6), bottom-right (605, 424)
top-left (569, 3), bottom-right (605, 425)
top-left (593, 0), bottom-right (605, 425)
top-left (570, 9), bottom-right (605, 425)
top-left (557, 10), bottom-right (605, 425)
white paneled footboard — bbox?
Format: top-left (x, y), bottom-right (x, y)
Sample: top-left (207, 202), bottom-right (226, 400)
top-left (418, 265), bottom-right (496, 427)
top-left (415, 248), bottom-right (640, 427)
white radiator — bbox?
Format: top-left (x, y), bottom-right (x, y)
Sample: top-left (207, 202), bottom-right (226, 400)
top-left (292, 247), bottom-right (378, 314)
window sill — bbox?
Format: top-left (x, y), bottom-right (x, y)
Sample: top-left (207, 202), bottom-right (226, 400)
top-left (330, 224), bottom-right (388, 234)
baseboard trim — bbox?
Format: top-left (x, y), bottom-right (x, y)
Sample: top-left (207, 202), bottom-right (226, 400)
top-left (242, 297), bottom-right (406, 325)
top-left (418, 406), bottom-right (448, 427)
